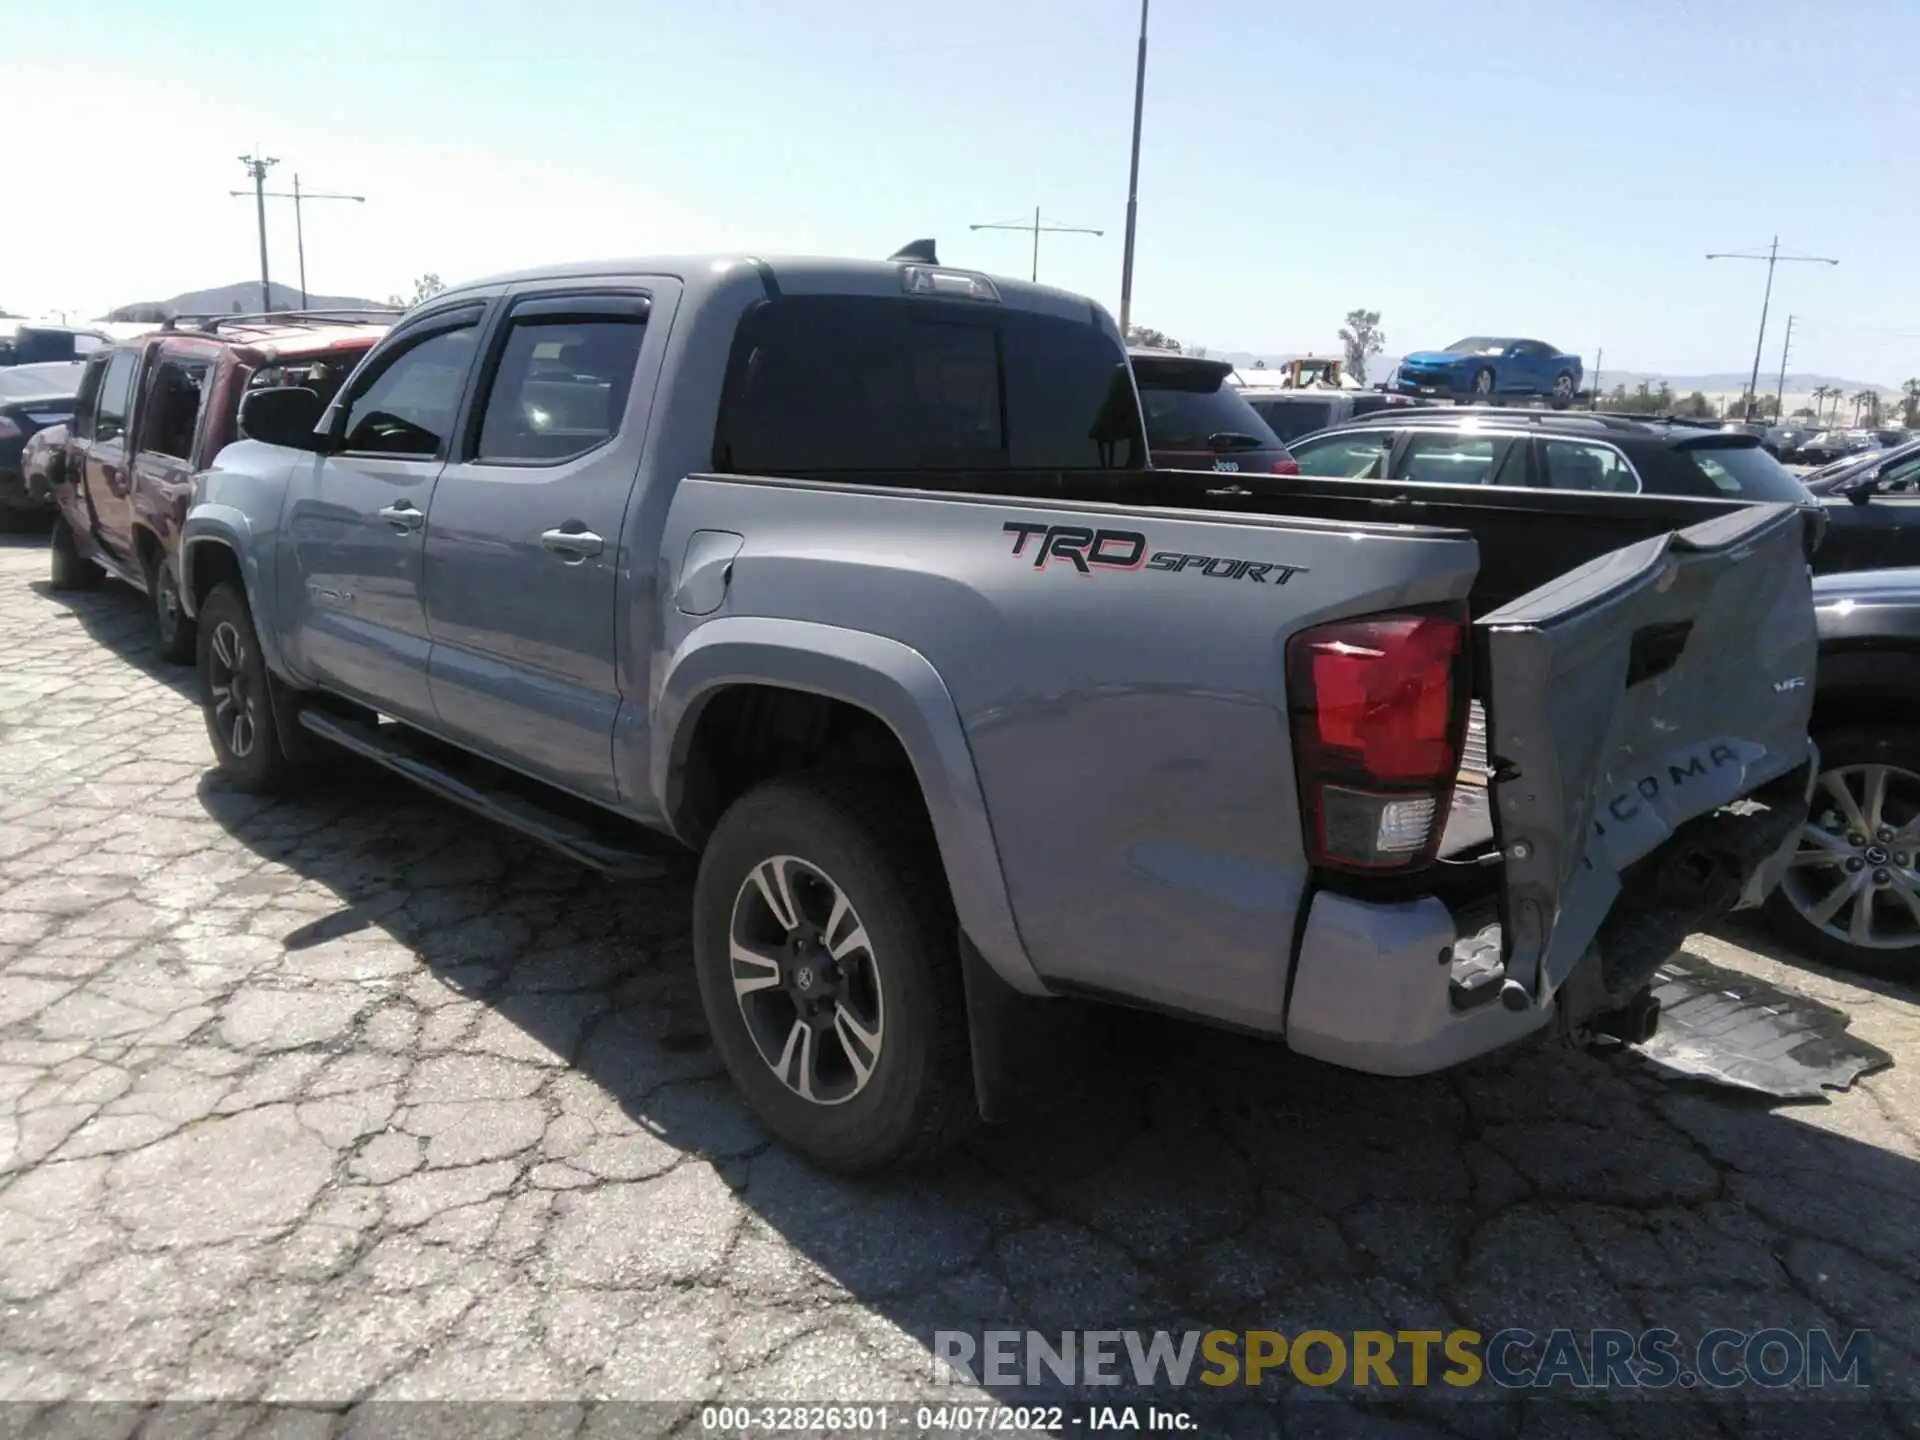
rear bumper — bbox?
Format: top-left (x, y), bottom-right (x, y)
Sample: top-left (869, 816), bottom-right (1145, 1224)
top-left (1284, 763), bottom-right (1812, 1075)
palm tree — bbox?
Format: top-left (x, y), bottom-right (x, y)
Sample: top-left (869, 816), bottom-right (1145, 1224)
top-left (1810, 385), bottom-right (1835, 423)
top-left (1903, 377), bottom-right (1920, 428)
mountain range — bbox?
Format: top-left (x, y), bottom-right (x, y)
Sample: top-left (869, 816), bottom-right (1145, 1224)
top-left (105, 280), bottom-right (389, 322)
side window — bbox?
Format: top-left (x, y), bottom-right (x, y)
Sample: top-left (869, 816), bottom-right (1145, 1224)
top-left (138, 358), bottom-right (211, 461)
top-left (71, 356), bottom-right (108, 441)
top-left (93, 351), bottom-right (137, 445)
top-left (1880, 454), bottom-right (1920, 493)
top-left (475, 313), bottom-right (648, 464)
top-left (1538, 439), bottom-right (1638, 493)
top-left (340, 324), bottom-right (479, 457)
top-left (712, 295), bottom-right (1144, 475)
top-left (1395, 433), bottom-right (1501, 485)
top-left (72, 334), bottom-right (104, 357)
top-left (1291, 431), bottom-right (1390, 479)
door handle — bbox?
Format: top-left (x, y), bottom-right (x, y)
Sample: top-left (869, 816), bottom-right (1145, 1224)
top-left (541, 526), bottom-right (604, 560)
top-left (378, 501), bottom-right (423, 533)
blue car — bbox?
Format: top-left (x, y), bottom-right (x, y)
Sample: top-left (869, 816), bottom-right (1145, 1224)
top-left (1394, 337), bottom-right (1584, 406)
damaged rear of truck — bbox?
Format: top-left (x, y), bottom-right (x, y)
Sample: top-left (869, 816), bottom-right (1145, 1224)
top-left (182, 252), bottom-right (1818, 1172)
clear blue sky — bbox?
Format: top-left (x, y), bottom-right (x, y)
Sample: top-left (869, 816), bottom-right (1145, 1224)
top-left (13, 0), bottom-right (1916, 381)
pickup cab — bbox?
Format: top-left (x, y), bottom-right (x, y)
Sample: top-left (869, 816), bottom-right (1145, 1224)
top-left (44, 314), bottom-right (391, 660)
top-left (179, 250), bottom-right (1819, 1172)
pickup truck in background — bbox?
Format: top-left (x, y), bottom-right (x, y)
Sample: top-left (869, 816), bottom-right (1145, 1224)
top-left (43, 313), bottom-right (391, 661)
top-left (180, 248), bottom-right (1819, 1172)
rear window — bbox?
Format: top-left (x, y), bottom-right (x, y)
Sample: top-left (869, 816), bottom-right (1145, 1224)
top-left (713, 295), bottom-right (1145, 474)
top-left (1134, 374), bottom-right (1283, 452)
top-left (1246, 395), bottom-right (1339, 443)
top-left (1679, 439), bottom-right (1812, 502)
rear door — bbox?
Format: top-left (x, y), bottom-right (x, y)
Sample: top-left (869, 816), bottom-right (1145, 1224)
top-left (422, 282), bottom-right (675, 802)
top-left (1478, 502), bottom-right (1817, 1004)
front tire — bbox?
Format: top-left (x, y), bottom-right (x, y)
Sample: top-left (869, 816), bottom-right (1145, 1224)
top-left (692, 771), bottom-right (974, 1173)
top-left (48, 515), bottom-right (100, 591)
top-left (196, 581), bottom-right (303, 794)
top-left (1764, 727), bottom-right (1920, 976)
top-left (148, 548), bottom-right (197, 665)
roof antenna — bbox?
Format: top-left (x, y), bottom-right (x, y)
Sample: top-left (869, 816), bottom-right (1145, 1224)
top-left (889, 239), bottom-right (939, 264)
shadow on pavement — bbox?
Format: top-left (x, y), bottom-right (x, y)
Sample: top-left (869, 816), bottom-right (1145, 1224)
top-left (47, 582), bottom-right (1916, 1434)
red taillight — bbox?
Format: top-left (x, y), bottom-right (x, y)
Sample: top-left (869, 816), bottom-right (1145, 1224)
top-left (1270, 457), bottom-right (1300, 475)
top-left (1285, 609), bottom-right (1469, 873)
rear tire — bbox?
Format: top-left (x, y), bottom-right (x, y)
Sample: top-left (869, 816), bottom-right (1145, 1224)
top-left (148, 548), bottom-right (197, 665)
top-left (1471, 367), bottom-right (1495, 402)
top-left (196, 581), bottom-right (303, 794)
top-left (1550, 373), bottom-right (1576, 408)
top-left (692, 770), bottom-right (975, 1173)
top-left (1764, 726), bottom-right (1920, 977)
top-left (48, 515), bottom-right (100, 591)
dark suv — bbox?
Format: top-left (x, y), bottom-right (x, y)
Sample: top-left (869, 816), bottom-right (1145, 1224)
top-left (1290, 406), bottom-right (1812, 506)
top-left (1129, 350), bottom-right (1298, 475)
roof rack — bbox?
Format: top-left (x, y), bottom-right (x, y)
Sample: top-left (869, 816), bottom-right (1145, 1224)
top-left (159, 307), bottom-right (403, 335)
top-left (1374, 406), bottom-right (1734, 436)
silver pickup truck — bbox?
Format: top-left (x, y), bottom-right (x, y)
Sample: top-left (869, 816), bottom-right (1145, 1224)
top-left (178, 247), bottom-right (1819, 1172)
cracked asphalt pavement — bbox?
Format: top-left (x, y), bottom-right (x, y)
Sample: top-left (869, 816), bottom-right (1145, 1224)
top-left (2, 533), bottom-right (1919, 1437)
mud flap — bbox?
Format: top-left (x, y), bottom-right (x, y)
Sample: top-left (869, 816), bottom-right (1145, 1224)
top-left (1477, 502), bottom-right (1818, 1010)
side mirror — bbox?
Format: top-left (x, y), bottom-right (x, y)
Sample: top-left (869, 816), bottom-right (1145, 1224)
top-left (238, 386), bottom-right (328, 451)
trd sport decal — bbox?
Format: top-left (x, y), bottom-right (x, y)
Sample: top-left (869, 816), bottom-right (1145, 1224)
top-left (1002, 521), bottom-right (1307, 586)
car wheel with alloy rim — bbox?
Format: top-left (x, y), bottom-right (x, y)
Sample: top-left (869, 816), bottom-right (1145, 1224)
top-left (1765, 727), bottom-right (1920, 974)
top-left (195, 581), bottom-right (305, 794)
top-left (691, 769), bottom-right (974, 1172)
top-left (149, 549), bottom-right (197, 664)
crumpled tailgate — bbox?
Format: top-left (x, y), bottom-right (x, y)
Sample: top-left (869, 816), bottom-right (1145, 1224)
top-left (1478, 501), bottom-right (1817, 1003)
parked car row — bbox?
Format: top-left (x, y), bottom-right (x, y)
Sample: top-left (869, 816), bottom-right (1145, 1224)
top-left (30, 249), bottom-right (1901, 1171)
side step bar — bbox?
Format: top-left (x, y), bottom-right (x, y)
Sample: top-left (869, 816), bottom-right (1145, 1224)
top-left (297, 710), bottom-right (680, 879)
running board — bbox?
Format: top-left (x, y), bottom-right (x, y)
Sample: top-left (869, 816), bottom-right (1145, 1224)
top-left (297, 710), bottom-right (681, 879)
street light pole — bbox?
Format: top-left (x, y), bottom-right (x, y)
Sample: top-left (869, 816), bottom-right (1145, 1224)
top-left (1117, 0), bottom-right (1149, 337)
top-left (238, 153), bottom-right (279, 311)
top-left (232, 175), bottom-right (367, 309)
top-left (969, 208), bottom-right (1104, 283)
top-left (1706, 237), bottom-right (1838, 419)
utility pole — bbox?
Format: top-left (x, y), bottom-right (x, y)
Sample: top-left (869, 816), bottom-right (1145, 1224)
top-left (1773, 313), bottom-right (1795, 423)
top-left (1590, 347), bottom-right (1603, 410)
top-left (238, 154), bottom-right (280, 311)
top-left (234, 174), bottom-right (366, 309)
top-left (969, 208), bottom-right (1103, 284)
top-left (1706, 237), bottom-right (1837, 419)
top-left (1117, 0), bottom-right (1149, 337)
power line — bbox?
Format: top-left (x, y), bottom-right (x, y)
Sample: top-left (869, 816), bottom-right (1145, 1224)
top-left (232, 174), bottom-right (366, 308)
top-left (1704, 237), bottom-right (1839, 420)
top-left (969, 208), bottom-right (1103, 284)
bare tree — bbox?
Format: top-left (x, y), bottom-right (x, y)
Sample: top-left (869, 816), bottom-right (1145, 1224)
top-left (1338, 309), bottom-right (1385, 384)
top-left (387, 274), bottom-right (446, 310)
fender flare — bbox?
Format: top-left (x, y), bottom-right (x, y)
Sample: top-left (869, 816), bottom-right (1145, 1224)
top-left (179, 507), bottom-right (288, 677)
top-left (652, 615), bottom-right (1044, 996)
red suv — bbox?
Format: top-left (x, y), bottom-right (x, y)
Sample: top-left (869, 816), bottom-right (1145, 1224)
top-left (1129, 349), bottom-right (1299, 476)
top-left (45, 313), bottom-right (392, 660)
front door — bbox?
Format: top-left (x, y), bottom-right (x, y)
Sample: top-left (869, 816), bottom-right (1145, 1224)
top-left (280, 305), bottom-right (485, 721)
top-left (422, 284), bottom-right (671, 802)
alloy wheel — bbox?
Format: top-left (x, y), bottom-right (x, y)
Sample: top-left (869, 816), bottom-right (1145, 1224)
top-left (1474, 369), bottom-right (1494, 397)
top-left (1552, 374), bottom-right (1575, 400)
top-left (1780, 762), bottom-right (1920, 952)
top-left (207, 621), bottom-right (259, 759)
top-left (728, 854), bottom-right (885, 1105)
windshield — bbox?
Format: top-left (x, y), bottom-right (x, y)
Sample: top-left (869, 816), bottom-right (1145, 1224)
top-left (1679, 438), bottom-right (1813, 503)
top-left (1135, 374), bottom-right (1284, 451)
top-left (1443, 337), bottom-right (1502, 354)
